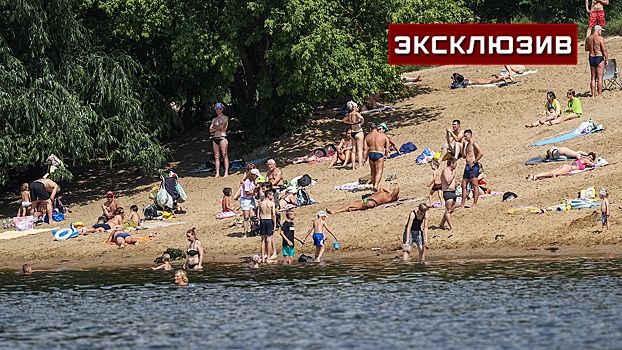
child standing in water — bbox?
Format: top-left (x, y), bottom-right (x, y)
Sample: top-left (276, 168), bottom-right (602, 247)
top-left (303, 211), bottom-right (338, 262)
top-left (258, 190), bottom-right (277, 263)
top-left (428, 161), bottom-right (443, 207)
top-left (18, 183), bottom-right (31, 217)
top-left (151, 253), bottom-right (172, 271)
top-left (280, 210), bottom-right (305, 265)
top-left (600, 188), bottom-right (610, 233)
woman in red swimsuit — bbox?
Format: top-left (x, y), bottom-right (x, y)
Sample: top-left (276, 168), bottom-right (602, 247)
top-left (528, 152), bottom-right (596, 180)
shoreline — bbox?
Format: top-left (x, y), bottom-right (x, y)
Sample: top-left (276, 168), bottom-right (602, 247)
top-left (5, 244), bottom-right (622, 272)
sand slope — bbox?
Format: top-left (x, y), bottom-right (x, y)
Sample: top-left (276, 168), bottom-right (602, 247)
top-left (2, 38), bottom-right (622, 270)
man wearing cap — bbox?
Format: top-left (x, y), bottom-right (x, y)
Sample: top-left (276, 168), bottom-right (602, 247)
top-left (101, 191), bottom-right (120, 222)
top-left (377, 123), bottom-right (399, 154)
top-left (363, 123), bottom-right (390, 192)
top-left (585, 25), bottom-right (608, 97)
top-left (210, 102), bottom-right (229, 177)
top-left (29, 178), bottom-right (59, 224)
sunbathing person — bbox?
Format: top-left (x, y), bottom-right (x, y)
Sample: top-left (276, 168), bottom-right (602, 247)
top-left (80, 217), bottom-right (112, 235)
top-left (500, 65), bottom-right (526, 81)
top-left (525, 91), bottom-right (561, 127)
top-left (527, 152), bottom-right (596, 180)
top-left (279, 191), bottom-right (298, 208)
top-left (546, 146), bottom-right (588, 160)
top-left (327, 187), bottom-right (400, 214)
top-left (548, 89), bottom-right (582, 126)
top-left (451, 73), bottom-right (507, 88)
top-left (105, 228), bottom-right (140, 248)
top-left (288, 145), bottom-right (337, 164)
top-left (328, 128), bottom-right (354, 167)
top-left (402, 74), bottom-right (423, 83)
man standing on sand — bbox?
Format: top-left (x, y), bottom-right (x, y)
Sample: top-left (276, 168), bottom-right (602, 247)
top-left (586, 0), bottom-right (609, 38)
top-left (585, 25), bottom-right (608, 97)
top-left (364, 123), bottom-right (390, 192)
top-left (29, 178), bottom-right (59, 224)
top-left (266, 159), bottom-right (283, 188)
top-left (439, 120), bottom-right (464, 162)
top-left (440, 157), bottom-right (458, 231)
top-left (458, 130), bottom-right (484, 209)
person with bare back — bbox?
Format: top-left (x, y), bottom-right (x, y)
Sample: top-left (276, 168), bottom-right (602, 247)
top-left (364, 123), bottom-right (390, 191)
top-left (210, 102), bottom-right (229, 177)
top-left (327, 187), bottom-right (400, 214)
top-left (585, 25), bottom-right (608, 97)
top-left (586, 0), bottom-right (609, 38)
top-left (440, 120), bottom-right (464, 162)
top-left (439, 157), bottom-right (458, 231)
top-left (342, 101), bottom-right (365, 169)
top-left (458, 130), bottom-right (484, 209)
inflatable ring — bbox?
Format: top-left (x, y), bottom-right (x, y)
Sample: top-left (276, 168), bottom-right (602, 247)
top-left (54, 228), bottom-right (74, 241)
top-left (215, 211), bottom-right (236, 220)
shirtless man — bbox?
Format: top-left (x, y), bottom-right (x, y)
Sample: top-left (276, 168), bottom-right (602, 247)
top-left (29, 178), bottom-right (59, 224)
top-left (440, 120), bottom-right (464, 162)
top-left (266, 159), bottom-right (284, 187)
top-left (586, 0), bottom-right (609, 38)
top-left (458, 130), bottom-right (484, 209)
top-left (439, 157), bottom-right (458, 231)
top-left (501, 65), bottom-right (526, 81)
top-left (210, 102), bottom-right (229, 177)
top-left (258, 190), bottom-right (277, 263)
top-left (327, 187), bottom-right (399, 214)
top-left (101, 190), bottom-right (120, 221)
top-left (364, 123), bottom-right (390, 191)
top-left (585, 25), bottom-right (608, 97)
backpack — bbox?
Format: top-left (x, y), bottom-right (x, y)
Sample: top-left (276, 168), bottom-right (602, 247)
top-left (296, 187), bottom-right (312, 206)
top-left (450, 73), bottom-right (468, 89)
top-left (297, 174), bottom-right (312, 187)
top-left (53, 198), bottom-right (68, 213)
top-left (144, 203), bottom-right (160, 220)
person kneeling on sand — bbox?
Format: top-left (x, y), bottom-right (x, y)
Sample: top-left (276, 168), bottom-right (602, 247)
top-left (327, 187), bottom-right (400, 214)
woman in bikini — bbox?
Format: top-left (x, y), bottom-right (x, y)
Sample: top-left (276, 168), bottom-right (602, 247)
top-left (528, 152), bottom-right (596, 180)
top-left (328, 128), bottom-right (354, 167)
top-left (210, 102), bottom-right (229, 178)
top-left (546, 146), bottom-right (587, 160)
top-left (525, 91), bottom-right (561, 128)
top-left (342, 101), bottom-right (365, 169)
top-left (183, 227), bottom-right (204, 270)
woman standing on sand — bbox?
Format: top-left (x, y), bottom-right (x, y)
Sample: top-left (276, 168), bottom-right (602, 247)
top-left (183, 228), bottom-right (204, 270)
top-left (342, 101), bottom-right (365, 169)
top-left (240, 169), bottom-right (261, 237)
top-left (210, 103), bottom-right (229, 178)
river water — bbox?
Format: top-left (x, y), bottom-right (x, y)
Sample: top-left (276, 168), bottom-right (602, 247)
top-left (1, 257), bottom-right (621, 349)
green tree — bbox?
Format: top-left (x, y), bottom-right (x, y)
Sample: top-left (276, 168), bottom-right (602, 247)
top-left (0, 0), bottom-right (168, 185)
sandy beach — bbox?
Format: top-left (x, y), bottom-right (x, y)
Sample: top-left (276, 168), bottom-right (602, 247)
top-left (2, 38), bottom-right (622, 271)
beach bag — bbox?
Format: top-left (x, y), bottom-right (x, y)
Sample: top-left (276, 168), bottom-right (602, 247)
top-left (143, 203), bottom-right (159, 220)
top-left (399, 142), bottom-right (417, 154)
top-left (296, 187), bottom-right (312, 206)
top-left (43, 210), bottom-right (64, 223)
top-left (176, 181), bottom-right (187, 203)
top-left (579, 187), bottom-right (596, 200)
top-left (416, 148), bottom-right (434, 164)
top-left (14, 215), bottom-right (34, 231)
top-left (297, 174), bottom-right (312, 187)
top-left (450, 73), bottom-right (468, 89)
top-left (156, 176), bottom-right (173, 208)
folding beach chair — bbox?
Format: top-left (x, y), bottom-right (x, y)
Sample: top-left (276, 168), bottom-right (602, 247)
top-left (603, 59), bottom-right (622, 91)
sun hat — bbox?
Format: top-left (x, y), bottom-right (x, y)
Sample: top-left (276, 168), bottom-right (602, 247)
top-left (316, 210), bottom-right (328, 217)
top-left (106, 191), bottom-right (114, 197)
top-left (378, 123), bottom-right (389, 132)
top-left (595, 25), bottom-right (604, 32)
top-left (214, 102), bottom-right (224, 110)
top-left (600, 188), bottom-right (608, 196)
top-left (250, 169), bottom-right (261, 176)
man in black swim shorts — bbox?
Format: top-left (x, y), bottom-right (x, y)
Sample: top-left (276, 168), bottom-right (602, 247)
top-left (440, 157), bottom-right (458, 231)
top-left (585, 25), bottom-right (608, 97)
top-left (29, 178), bottom-right (59, 224)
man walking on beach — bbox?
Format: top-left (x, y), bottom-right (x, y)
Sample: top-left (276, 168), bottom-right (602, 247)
top-left (29, 178), bottom-right (59, 224)
top-left (440, 157), bottom-right (458, 231)
top-left (458, 130), bottom-right (484, 209)
top-left (364, 123), bottom-right (390, 191)
top-left (585, 25), bottom-right (608, 97)
top-left (440, 120), bottom-right (464, 162)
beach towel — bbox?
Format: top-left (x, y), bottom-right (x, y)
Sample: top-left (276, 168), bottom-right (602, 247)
top-left (140, 221), bottom-right (187, 229)
top-left (361, 106), bottom-right (394, 114)
top-left (334, 182), bottom-right (372, 191)
top-left (388, 142), bottom-right (417, 159)
top-left (524, 155), bottom-right (572, 165)
top-left (467, 80), bottom-right (519, 88)
top-left (376, 197), bottom-right (426, 209)
top-left (530, 122), bottom-right (603, 146)
top-left (216, 211), bottom-right (237, 220)
top-left (0, 228), bottom-right (52, 240)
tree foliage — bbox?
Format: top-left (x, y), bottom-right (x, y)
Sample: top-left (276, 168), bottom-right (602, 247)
top-left (0, 0), bottom-right (169, 185)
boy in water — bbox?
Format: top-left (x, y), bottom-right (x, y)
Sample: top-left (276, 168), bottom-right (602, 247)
top-left (303, 210), bottom-right (339, 262)
top-left (22, 264), bottom-right (32, 274)
top-left (428, 160), bottom-right (443, 207)
top-left (258, 190), bottom-right (277, 263)
top-left (280, 210), bottom-right (305, 265)
top-left (151, 253), bottom-right (172, 270)
top-left (600, 188), bottom-right (610, 233)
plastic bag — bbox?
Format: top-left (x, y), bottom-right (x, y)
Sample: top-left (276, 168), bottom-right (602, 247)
top-left (176, 181), bottom-right (187, 203)
top-left (156, 176), bottom-right (173, 208)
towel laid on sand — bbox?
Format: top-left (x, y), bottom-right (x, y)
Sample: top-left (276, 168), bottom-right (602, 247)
top-left (467, 80), bottom-right (519, 88)
top-left (0, 228), bottom-right (52, 240)
top-left (103, 236), bottom-right (152, 245)
top-left (525, 155), bottom-right (572, 165)
top-left (334, 182), bottom-right (372, 191)
top-left (531, 122), bottom-right (603, 146)
top-left (376, 197), bottom-right (426, 209)
top-left (361, 106), bottom-right (394, 114)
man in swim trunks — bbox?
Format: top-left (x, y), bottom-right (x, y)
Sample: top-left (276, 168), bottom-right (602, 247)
top-left (440, 120), bottom-right (464, 162)
top-left (458, 130), bottom-right (484, 209)
top-left (585, 25), bottom-right (608, 97)
top-left (364, 123), bottom-right (390, 191)
top-left (326, 187), bottom-right (400, 214)
top-left (29, 178), bottom-right (59, 224)
top-left (586, 0), bottom-right (609, 38)
top-left (440, 157), bottom-right (458, 231)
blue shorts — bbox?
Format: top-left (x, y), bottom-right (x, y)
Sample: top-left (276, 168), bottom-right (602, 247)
top-left (260, 219), bottom-right (274, 236)
top-left (114, 232), bottom-right (130, 241)
top-left (368, 151), bottom-right (384, 162)
top-left (312, 233), bottom-right (325, 247)
top-left (463, 162), bottom-right (480, 180)
top-left (282, 245), bottom-right (295, 257)
top-left (93, 223), bottom-right (111, 230)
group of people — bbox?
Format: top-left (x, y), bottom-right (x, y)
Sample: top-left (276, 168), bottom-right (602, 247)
top-left (525, 90), bottom-right (583, 128)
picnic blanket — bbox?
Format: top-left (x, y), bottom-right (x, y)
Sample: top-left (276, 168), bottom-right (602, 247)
top-left (0, 228), bottom-right (52, 240)
top-left (467, 80), bottom-right (519, 88)
top-left (377, 197), bottom-right (426, 209)
top-left (334, 182), bottom-right (372, 191)
top-left (530, 123), bottom-right (604, 146)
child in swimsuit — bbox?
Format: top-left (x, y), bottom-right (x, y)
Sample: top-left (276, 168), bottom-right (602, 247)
top-left (152, 253), bottom-right (173, 271)
top-left (428, 161), bottom-right (443, 207)
top-left (222, 187), bottom-right (237, 213)
top-left (18, 183), bottom-right (31, 217)
top-left (303, 211), bottom-right (338, 262)
top-left (600, 188), bottom-right (610, 233)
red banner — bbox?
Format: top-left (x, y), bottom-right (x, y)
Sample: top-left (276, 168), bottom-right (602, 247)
top-left (388, 24), bottom-right (578, 66)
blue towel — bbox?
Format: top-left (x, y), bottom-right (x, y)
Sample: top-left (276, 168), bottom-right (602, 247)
top-left (530, 125), bottom-right (603, 146)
